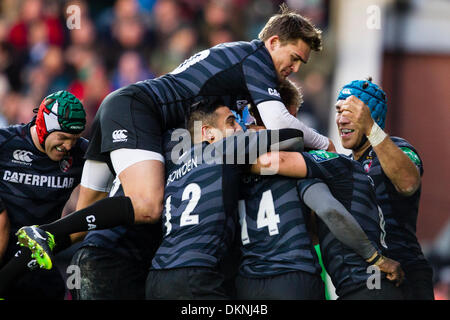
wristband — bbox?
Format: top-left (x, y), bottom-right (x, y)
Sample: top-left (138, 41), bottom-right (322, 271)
top-left (366, 251), bottom-right (379, 263)
top-left (367, 122), bottom-right (387, 147)
top-left (366, 251), bottom-right (385, 267)
top-left (373, 255), bottom-right (386, 267)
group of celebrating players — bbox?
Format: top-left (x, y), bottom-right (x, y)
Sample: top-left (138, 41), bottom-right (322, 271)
top-left (0, 5), bottom-right (434, 300)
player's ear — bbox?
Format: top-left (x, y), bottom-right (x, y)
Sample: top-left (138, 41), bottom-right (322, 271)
top-left (201, 125), bottom-right (213, 142)
top-left (267, 35), bottom-right (280, 51)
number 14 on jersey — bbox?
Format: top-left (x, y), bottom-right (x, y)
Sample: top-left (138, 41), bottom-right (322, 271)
top-left (239, 190), bottom-right (280, 245)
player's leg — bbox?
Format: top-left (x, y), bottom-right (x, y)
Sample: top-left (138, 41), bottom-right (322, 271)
top-left (401, 267), bottom-right (435, 300)
top-left (113, 157), bottom-right (165, 224)
top-left (339, 279), bottom-right (404, 300)
top-left (146, 268), bottom-right (196, 300)
top-left (70, 246), bottom-right (148, 300)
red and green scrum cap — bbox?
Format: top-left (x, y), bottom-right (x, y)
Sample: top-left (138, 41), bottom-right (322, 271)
top-left (35, 90), bottom-right (86, 147)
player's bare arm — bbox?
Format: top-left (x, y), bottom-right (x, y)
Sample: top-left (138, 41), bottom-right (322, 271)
top-left (251, 150), bottom-right (307, 177)
top-left (340, 96), bottom-right (420, 196)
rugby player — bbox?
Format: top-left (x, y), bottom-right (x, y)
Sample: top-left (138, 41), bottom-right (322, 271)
top-left (335, 78), bottom-right (434, 299)
top-left (0, 91), bottom-right (87, 299)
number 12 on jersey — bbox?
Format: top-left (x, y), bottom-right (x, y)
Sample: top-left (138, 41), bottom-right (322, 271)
top-left (164, 183), bottom-right (202, 236)
top-left (238, 190), bottom-right (280, 245)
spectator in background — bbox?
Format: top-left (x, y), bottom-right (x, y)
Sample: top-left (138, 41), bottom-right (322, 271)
top-left (151, 0), bottom-right (184, 45)
top-left (105, 14), bottom-right (152, 75)
top-left (150, 25), bottom-right (199, 75)
top-left (8, 0), bottom-right (64, 51)
top-left (206, 26), bottom-right (235, 48)
top-left (0, 39), bottom-right (22, 93)
top-left (112, 51), bottom-right (154, 90)
top-left (7, 0), bottom-right (43, 51)
top-left (14, 95), bottom-right (35, 125)
top-left (296, 71), bottom-right (328, 135)
top-left (96, 0), bottom-right (143, 40)
top-left (27, 20), bottom-right (49, 66)
top-left (198, 0), bottom-right (241, 48)
top-left (0, 75), bottom-right (10, 127)
top-left (67, 55), bottom-right (110, 137)
top-left (68, 15), bottom-right (96, 49)
top-left (1, 92), bottom-right (21, 125)
top-left (42, 46), bottom-right (74, 95)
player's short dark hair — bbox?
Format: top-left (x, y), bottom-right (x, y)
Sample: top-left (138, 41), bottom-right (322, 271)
top-left (258, 3), bottom-right (322, 51)
top-left (279, 79), bottom-right (303, 112)
top-left (187, 97), bottom-right (225, 141)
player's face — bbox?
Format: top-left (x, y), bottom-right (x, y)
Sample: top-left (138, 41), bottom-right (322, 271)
top-left (210, 106), bottom-right (242, 141)
top-left (269, 37), bottom-right (310, 81)
top-left (335, 100), bottom-right (364, 150)
top-left (45, 131), bottom-right (81, 161)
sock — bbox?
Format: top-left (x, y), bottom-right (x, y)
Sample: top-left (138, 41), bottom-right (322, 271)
top-left (40, 196), bottom-right (135, 241)
top-left (0, 247), bottom-right (34, 296)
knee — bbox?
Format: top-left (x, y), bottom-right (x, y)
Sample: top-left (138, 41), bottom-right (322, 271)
top-left (130, 195), bottom-right (163, 224)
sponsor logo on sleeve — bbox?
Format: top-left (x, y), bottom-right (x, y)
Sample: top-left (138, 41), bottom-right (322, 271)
top-left (268, 88), bottom-right (281, 97)
top-left (400, 147), bottom-right (421, 167)
top-left (112, 129), bottom-right (128, 143)
top-left (308, 150), bottom-right (339, 163)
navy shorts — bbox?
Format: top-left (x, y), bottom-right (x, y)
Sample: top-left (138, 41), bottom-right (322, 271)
top-left (339, 279), bottom-right (404, 300)
top-left (235, 270), bottom-right (325, 300)
top-left (85, 87), bottom-right (165, 163)
top-left (146, 267), bottom-right (229, 300)
top-left (401, 267), bottom-right (435, 300)
top-left (70, 246), bottom-right (149, 300)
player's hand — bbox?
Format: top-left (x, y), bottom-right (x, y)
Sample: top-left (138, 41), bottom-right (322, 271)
top-left (326, 139), bottom-right (336, 152)
top-left (376, 256), bottom-right (405, 287)
top-left (339, 96), bottom-right (374, 137)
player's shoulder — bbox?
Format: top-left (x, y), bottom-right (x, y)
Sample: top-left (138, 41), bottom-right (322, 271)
top-left (212, 39), bottom-right (269, 65)
top-left (75, 136), bottom-right (89, 153)
top-left (390, 136), bottom-right (415, 148)
top-left (390, 136), bottom-right (421, 156)
top-left (390, 136), bottom-right (422, 167)
top-left (213, 39), bottom-right (263, 53)
top-left (0, 123), bottom-right (27, 148)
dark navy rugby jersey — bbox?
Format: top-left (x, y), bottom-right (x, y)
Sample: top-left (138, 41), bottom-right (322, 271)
top-left (297, 150), bottom-right (386, 297)
top-left (0, 122), bottom-right (87, 236)
top-left (81, 182), bottom-right (162, 264)
top-left (355, 137), bottom-right (429, 271)
top-left (238, 174), bottom-right (321, 278)
top-left (124, 40), bottom-right (282, 129)
top-left (152, 128), bottom-right (301, 270)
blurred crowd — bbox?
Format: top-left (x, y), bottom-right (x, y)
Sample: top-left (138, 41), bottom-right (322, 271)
top-left (0, 0), bottom-right (332, 138)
